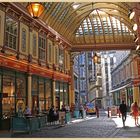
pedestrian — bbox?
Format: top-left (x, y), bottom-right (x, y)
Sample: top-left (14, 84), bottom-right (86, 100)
top-left (95, 105), bottom-right (99, 118)
top-left (49, 105), bottom-right (55, 123)
top-left (119, 100), bottom-right (127, 127)
top-left (131, 101), bottom-right (139, 126)
top-left (79, 104), bottom-right (84, 118)
top-left (17, 106), bottom-right (24, 117)
top-left (61, 105), bottom-right (67, 112)
top-left (24, 106), bottom-right (31, 116)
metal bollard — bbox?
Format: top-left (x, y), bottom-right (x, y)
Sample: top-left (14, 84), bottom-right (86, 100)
top-left (107, 107), bottom-right (110, 118)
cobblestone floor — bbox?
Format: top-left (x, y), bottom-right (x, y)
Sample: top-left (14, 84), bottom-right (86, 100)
top-left (2, 110), bottom-right (140, 138)
top-left (13, 111), bottom-right (119, 138)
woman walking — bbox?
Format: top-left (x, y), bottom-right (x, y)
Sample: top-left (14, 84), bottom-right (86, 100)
top-left (131, 101), bottom-right (139, 126)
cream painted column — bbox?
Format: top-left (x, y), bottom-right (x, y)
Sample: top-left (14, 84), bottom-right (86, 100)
top-left (28, 73), bottom-right (32, 110)
top-left (133, 86), bottom-right (139, 104)
top-left (69, 58), bottom-right (75, 106)
top-left (52, 80), bottom-right (56, 107)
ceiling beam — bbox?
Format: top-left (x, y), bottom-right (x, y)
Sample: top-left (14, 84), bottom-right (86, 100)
top-left (71, 43), bottom-right (135, 51)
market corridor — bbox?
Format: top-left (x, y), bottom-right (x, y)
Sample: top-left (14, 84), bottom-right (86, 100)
top-left (10, 110), bottom-right (140, 138)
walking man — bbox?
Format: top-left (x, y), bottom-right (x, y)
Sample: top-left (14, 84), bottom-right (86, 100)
top-left (119, 100), bottom-right (127, 127)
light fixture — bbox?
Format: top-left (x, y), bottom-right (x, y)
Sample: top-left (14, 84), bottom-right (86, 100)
top-left (136, 45), bottom-right (140, 50)
top-left (133, 23), bottom-right (138, 31)
top-left (27, 2), bottom-right (44, 18)
top-left (93, 52), bottom-right (101, 64)
top-left (128, 10), bottom-right (135, 20)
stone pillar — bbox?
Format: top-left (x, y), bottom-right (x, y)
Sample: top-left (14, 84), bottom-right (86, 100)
top-left (133, 86), bottom-right (139, 104)
top-left (28, 73), bottom-right (32, 110)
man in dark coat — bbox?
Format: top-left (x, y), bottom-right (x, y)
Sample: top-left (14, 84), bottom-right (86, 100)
top-left (119, 100), bottom-right (127, 127)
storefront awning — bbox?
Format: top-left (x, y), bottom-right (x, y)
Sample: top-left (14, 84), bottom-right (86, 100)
top-left (110, 84), bottom-right (131, 93)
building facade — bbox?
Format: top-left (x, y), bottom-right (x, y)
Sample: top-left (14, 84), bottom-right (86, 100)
top-left (0, 3), bottom-right (72, 118)
top-left (101, 51), bottom-right (116, 109)
top-left (111, 51), bottom-right (140, 111)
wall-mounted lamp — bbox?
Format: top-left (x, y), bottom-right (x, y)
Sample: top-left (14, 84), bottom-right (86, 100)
top-left (27, 2), bottom-right (44, 18)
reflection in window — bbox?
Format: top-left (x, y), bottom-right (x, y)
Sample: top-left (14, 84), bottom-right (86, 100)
top-left (39, 79), bottom-right (45, 112)
top-left (21, 28), bottom-right (26, 52)
top-left (5, 16), bottom-right (18, 50)
top-left (63, 83), bottom-right (68, 106)
top-left (45, 81), bottom-right (51, 110)
top-left (2, 75), bottom-right (15, 117)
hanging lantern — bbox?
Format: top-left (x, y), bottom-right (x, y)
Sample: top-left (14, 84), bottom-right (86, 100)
top-left (27, 2), bottom-right (44, 18)
top-left (93, 53), bottom-right (98, 63)
top-left (93, 52), bottom-right (101, 64)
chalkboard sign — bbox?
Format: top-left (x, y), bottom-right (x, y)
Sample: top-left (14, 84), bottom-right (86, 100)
top-left (59, 111), bottom-right (65, 120)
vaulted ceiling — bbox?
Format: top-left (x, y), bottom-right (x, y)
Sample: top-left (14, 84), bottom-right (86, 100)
top-left (20, 2), bottom-right (136, 51)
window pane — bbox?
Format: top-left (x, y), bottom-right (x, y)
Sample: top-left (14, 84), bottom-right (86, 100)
top-left (5, 16), bottom-right (18, 50)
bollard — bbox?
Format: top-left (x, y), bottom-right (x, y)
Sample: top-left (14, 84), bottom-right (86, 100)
top-left (107, 107), bottom-right (110, 118)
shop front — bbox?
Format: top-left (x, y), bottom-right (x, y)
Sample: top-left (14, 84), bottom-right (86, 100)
top-left (32, 76), bottom-right (52, 114)
top-left (0, 68), bottom-right (27, 130)
top-left (0, 68), bottom-right (27, 118)
top-left (55, 81), bottom-right (69, 110)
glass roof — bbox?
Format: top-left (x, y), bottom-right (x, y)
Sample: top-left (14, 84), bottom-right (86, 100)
top-left (75, 10), bottom-right (132, 37)
top-left (21, 2), bottom-right (135, 45)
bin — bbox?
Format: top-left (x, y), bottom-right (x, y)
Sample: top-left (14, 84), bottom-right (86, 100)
top-left (74, 110), bottom-right (79, 118)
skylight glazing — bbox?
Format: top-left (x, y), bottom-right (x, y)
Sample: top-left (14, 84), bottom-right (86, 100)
top-left (76, 9), bottom-right (132, 37)
top-left (51, 3), bottom-right (64, 17)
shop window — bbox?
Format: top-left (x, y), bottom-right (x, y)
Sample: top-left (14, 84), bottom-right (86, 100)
top-left (32, 76), bottom-right (38, 95)
top-left (45, 80), bottom-right (51, 110)
top-left (38, 36), bottom-right (46, 60)
top-left (63, 83), bottom-right (68, 106)
top-left (39, 79), bottom-right (45, 112)
top-left (33, 34), bottom-right (37, 57)
top-left (32, 76), bottom-right (38, 114)
top-left (2, 75), bottom-right (15, 117)
top-left (55, 81), bottom-right (60, 109)
top-left (0, 74), bottom-right (1, 93)
top-left (5, 16), bottom-right (18, 50)
top-left (16, 76), bottom-right (26, 112)
top-left (21, 28), bottom-right (26, 52)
